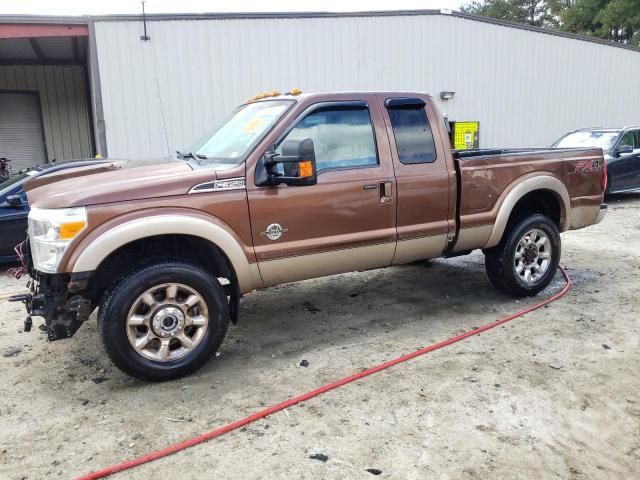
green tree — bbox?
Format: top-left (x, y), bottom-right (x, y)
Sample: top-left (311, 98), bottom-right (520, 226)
top-left (562, 0), bottom-right (640, 44)
top-left (461, 0), bottom-right (560, 27)
top-left (462, 0), bottom-right (640, 45)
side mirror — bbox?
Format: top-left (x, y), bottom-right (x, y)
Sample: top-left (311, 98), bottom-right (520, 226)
top-left (6, 194), bottom-right (25, 207)
top-left (616, 144), bottom-right (633, 156)
top-left (256, 138), bottom-right (318, 187)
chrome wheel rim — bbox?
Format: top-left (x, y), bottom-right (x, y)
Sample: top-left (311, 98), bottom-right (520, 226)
top-left (514, 228), bottom-right (552, 285)
top-left (126, 283), bottom-right (209, 362)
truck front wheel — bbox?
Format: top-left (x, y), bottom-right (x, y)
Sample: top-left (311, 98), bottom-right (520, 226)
top-left (484, 213), bottom-right (561, 297)
top-left (98, 260), bottom-right (229, 381)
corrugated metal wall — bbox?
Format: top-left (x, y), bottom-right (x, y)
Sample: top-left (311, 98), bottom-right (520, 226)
top-left (94, 14), bottom-right (640, 159)
top-left (0, 65), bottom-right (93, 162)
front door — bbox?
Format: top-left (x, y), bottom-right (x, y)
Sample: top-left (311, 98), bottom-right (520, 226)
top-left (247, 96), bottom-right (397, 287)
top-left (610, 129), bottom-right (640, 191)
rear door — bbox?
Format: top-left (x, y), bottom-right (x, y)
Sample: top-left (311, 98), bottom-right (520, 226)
top-left (378, 95), bottom-right (455, 263)
top-left (247, 95), bottom-right (397, 287)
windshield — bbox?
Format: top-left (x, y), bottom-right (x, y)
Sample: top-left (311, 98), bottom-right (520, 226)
top-left (0, 171), bottom-right (35, 198)
top-left (184, 100), bottom-right (294, 164)
top-left (553, 131), bottom-right (619, 150)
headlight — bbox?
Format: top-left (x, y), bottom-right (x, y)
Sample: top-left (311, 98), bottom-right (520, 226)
top-left (28, 207), bottom-right (87, 273)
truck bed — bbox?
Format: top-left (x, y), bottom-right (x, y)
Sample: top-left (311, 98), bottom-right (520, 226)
top-left (451, 146), bottom-right (605, 251)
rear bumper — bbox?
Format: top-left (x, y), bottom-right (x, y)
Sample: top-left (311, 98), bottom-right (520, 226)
top-left (595, 203), bottom-right (608, 224)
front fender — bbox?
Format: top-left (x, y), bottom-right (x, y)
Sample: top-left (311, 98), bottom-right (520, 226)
top-left (66, 211), bottom-right (262, 293)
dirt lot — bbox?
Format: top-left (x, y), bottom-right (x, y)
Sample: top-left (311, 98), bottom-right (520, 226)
top-left (0, 194), bottom-right (638, 480)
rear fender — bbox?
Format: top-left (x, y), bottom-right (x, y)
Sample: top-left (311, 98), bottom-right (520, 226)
top-left (485, 175), bottom-right (570, 248)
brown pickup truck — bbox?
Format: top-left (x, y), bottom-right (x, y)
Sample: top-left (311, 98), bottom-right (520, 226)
top-left (14, 91), bottom-right (607, 380)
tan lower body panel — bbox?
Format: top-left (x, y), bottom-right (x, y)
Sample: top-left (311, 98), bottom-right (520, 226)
top-left (569, 204), bottom-right (600, 230)
top-left (452, 224), bottom-right (493, 252)
top-left (258, 242), bottom-right (395, 288)
top-left (245, 263), bottom-right (264, 293)
top-left (392, 234), bottom-right (447, 265)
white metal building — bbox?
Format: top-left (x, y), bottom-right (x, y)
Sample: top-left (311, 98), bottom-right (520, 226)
top-left (2, 10), bottom-right (640, 163)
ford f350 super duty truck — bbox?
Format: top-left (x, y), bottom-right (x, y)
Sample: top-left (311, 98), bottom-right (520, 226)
top-left (12, 91), bottom-right (607, 380)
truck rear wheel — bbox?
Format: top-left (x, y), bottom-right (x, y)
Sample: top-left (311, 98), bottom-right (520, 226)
top-left (484, 213), bottom-right (561, 297)
top-left (98, 260), bottom-right (229, 381)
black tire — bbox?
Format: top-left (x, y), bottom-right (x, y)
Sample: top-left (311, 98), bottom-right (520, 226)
top-left (484, 213), bottom-right (561, 297)
top-left (98, 260), bottom-right (229, 381)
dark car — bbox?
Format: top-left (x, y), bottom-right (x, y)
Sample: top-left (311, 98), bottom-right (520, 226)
top-left (0, 160), bottom-right (108, 263)
top-left (553, 126), bottom-right (640, 194)
top-left (0, 169), bottom-right (42, 262)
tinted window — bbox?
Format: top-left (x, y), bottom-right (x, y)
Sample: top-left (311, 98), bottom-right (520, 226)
top-left (388, 107), bottom-right (437, 164)
top-left (619, 131), bottom-right (636, 149)
top-left (278, 107), bottom-right (378, 171)
top-left (0, 172), bottom-right (29, 198)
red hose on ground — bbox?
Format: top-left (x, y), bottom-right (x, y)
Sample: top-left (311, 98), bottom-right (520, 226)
top-left (77, 266), bottom-right (572, 480)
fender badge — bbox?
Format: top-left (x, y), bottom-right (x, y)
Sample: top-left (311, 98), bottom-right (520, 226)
top-left (261, 223), bottom-right (288, 241)
top-left (575, 159), bottom-right (599, 173)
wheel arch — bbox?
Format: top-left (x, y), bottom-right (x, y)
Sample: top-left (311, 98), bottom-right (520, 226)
top-left (71, 213), bottom-right (262, 295)
top-left (485, 175), bottom-right (570, 249)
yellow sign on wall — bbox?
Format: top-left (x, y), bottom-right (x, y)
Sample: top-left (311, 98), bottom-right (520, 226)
top-left (453, 121), bottom-right (480, 150)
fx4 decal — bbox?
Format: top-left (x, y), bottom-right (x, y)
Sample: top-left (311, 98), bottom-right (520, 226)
top-left (575, 159), bottom-right (601, 173)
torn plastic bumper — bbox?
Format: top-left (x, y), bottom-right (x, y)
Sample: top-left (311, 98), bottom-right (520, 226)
top-left (9, 271), bottom-right (93, 341)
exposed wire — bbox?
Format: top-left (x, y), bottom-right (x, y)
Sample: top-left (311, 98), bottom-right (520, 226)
top-left (6, 241), bottom-right (28, 279)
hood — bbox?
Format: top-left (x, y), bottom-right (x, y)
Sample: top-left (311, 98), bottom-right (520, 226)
top-left (25, 160), bottom-right (114, 191)
top-left (26, 159), bottom-right (200, 208)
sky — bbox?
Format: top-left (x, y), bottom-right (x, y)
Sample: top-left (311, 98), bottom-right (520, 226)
top-left (0, 0), bottom-right (466, 17)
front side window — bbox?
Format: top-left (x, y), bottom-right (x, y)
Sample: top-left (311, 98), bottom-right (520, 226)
top-left (278, 107), bottom-right (378, 172)
top-left (619, 131), bottom-right (638, 149)
top-left (387, 106), bottom-right (437, 164)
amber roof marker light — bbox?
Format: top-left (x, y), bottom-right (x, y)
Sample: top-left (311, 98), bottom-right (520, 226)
top-left (247, 88), bottom-right (300, 103)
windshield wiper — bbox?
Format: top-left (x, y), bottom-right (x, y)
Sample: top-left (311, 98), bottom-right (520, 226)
top-left (176, 151), bottom-right (208, 161)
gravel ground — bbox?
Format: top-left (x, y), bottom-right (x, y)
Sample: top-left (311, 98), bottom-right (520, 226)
top-left (0, 193), bottom-right (638, 480)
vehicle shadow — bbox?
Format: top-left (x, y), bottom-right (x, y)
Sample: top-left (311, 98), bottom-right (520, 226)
top-left (195, 253), bottom-right (571, 376)
top-left (605, 191), bottom-right (640, 204)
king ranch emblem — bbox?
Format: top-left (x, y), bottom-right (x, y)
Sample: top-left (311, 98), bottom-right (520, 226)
top-left (261, 223), bottom-right (288, 241)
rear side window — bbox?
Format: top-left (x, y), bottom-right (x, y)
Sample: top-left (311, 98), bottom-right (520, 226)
top-left (278, 107), bottom-right (378, 172)
top-left (387, 106), bottom-right (437, 164)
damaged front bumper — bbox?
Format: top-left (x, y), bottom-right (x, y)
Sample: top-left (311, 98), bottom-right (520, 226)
top-left (10, 270), bottom-right (94, 341)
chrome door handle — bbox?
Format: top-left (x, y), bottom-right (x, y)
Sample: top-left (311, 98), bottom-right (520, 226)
top-left (380, 181), bottom-right (393, 204)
